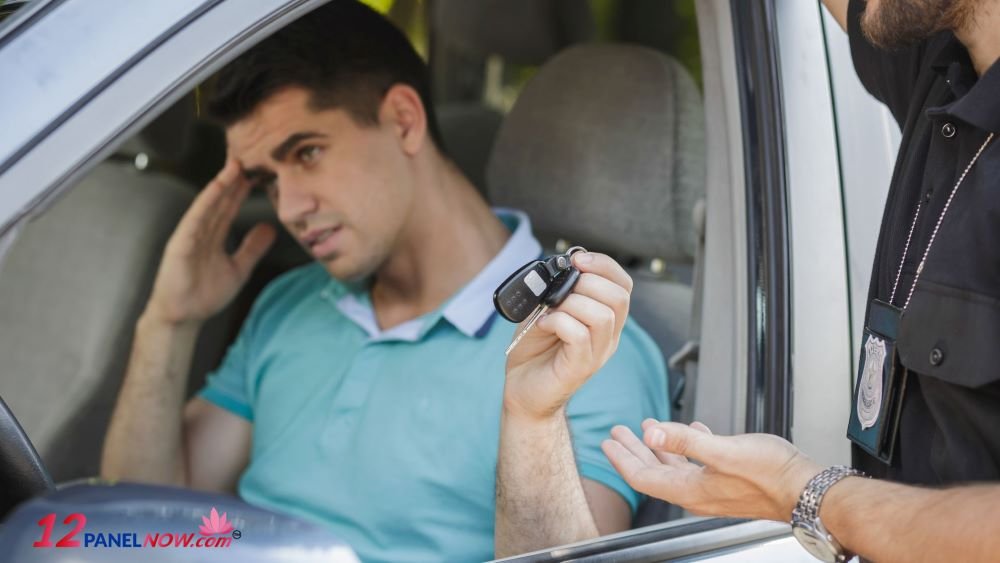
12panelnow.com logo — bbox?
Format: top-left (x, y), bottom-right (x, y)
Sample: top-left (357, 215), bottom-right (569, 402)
top-left (32, 507), bottom-right (241, 549)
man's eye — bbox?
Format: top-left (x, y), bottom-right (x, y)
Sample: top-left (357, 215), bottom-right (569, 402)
top-left (297, 145), bottom-right (323, 164)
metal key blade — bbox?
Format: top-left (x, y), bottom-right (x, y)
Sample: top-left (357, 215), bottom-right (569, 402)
top-left (505, 304), bottom-right (549, 356)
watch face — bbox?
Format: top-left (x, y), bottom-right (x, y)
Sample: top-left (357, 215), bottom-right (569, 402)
top-left (792, 525), bottom-right (839, 562)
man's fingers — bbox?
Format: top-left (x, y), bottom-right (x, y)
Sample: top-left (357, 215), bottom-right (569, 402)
top-left (644, 421), bottom-right (730, 468)
top-left (535, 311), bottom-right (592, 373)
top-left (572, 252), bottom-right (634, 294)
top-left (178, 159), bottom-right (245, 237)
top-left (207, 177), bottom-right (254, 241)
top-left (552, 293), bottom-right (617, 361)
top-left (232, 223), bottom-right (277, 278)
top-left (571, 273), bottom-right (630, 335)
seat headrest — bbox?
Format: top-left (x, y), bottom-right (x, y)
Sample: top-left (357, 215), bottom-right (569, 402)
top-left (431, 0), bottom-right (594, 66)
top-left (486, 44), bottom-right (705, 261)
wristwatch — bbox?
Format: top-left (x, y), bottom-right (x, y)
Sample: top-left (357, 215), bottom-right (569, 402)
top-left (791, 465), bottom-right (865, 562)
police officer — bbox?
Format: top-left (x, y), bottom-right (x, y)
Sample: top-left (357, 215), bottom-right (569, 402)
top-left (602, 0), bottom-right (1000, 561)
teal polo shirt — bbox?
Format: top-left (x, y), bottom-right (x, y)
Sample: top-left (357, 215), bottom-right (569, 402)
top-left (199, 209), bottom-right (669, 563)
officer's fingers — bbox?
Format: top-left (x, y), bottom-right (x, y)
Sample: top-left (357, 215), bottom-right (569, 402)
top-left (602, 439), bottom-right (650, 481)
top-left (642, 418), bottom-right (663, 431)
top-left (604, 440), bottom-right (690, 503)
top-left (572, 252), bottom-right (634, 294)
top-left (610, 425), bottom-right (664, 467)
top-left (617, 424), bottom-right (691, 468)
top-left (645, 422), bottom-right (734, 470)
top-left (691, 421), bottom-right (713, 435)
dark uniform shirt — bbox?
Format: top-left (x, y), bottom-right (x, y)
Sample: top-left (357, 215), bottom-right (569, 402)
top-left (847, 0), bottom-right (1000, 484)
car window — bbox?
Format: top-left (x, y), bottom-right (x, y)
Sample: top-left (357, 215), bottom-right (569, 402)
top-left (0, 0), bottom-right (762, 560)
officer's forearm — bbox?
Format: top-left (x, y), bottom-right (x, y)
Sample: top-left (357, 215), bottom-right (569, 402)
top-left (494, 406), bottom-right (599, 558)
top-left (820, 476), bottom-right (1000, 562)
top-left (101, 312), bottom-right (200, 486)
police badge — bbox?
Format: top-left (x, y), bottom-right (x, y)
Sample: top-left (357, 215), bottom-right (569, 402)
top-left (858, 336), bottom-right (886, 430)
top-left (847, 299), bottom-right (907, 464)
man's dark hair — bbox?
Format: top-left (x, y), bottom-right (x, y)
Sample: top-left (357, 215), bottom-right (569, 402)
top-left (208, 0), bottom-right (444, 149)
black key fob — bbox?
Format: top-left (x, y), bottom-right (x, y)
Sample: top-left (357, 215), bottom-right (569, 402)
top-left (493, 248), bottom-right (585, 323)
top-left (544, 267), bottom-right (581, 308)
top-left (493, 260), bottom-right (553, 323)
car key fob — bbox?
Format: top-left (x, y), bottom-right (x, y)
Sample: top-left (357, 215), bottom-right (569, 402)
top-left (493, 260), bottom-right (554, 323)
top-left (543, 267), bottom-right (581, 308)
top-left (493, 247), bottom-right (586, 323)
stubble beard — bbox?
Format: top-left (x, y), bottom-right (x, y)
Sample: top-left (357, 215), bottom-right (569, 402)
top-left (861, 0), bottom-right (974, 50)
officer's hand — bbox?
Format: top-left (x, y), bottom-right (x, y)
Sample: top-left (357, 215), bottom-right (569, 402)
top-left (145, 158), bottom-right (276, 326)
top-left (503, 252), bottom-right (631, 419)
top-left (602, 419), bottom-right (823, 521)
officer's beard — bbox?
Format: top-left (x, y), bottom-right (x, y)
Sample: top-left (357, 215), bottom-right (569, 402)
top-left (861, 0), bottom-right (974, 50)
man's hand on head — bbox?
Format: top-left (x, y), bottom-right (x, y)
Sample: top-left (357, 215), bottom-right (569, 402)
top-left (502, 252), bottom-right (632, 420)
top-left (145, 158), bottom-right (276, 327)
top-left (602, 419), bottom-right (824, 522)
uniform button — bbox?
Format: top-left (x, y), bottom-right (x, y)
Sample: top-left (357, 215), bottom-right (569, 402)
top-left (930, 347), bottom-right (945, 366)
top-left (941, 122), bottom-right (956, 138)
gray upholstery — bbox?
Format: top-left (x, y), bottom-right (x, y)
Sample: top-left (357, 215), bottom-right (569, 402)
top-left (487, 44), bottom-right (705, 262)
top-left (0, 164), bottom-right (193, 481)
top-left (431, 0), bottom-right (595, 66)
top-left (628, 276), bottom-right (693, 360)
top-left (437, 103), bottom-right (504, 191)
top-left (431, 0), bottom-right (596, 191)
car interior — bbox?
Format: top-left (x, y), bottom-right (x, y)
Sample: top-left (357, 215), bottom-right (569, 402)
top-left (0, 0), bottom-right (710, 534)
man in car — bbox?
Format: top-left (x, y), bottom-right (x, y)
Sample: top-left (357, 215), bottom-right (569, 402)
top-left (100, 1), bottom-right (668, 561)
top-left (604, 0), bottom-right (1000, 561)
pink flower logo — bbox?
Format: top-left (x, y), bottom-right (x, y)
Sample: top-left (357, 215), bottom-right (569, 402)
top-left (199, 508), bottom-right (235, 537)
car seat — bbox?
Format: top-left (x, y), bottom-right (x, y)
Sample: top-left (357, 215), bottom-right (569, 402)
top-left (431, 0), bottom-right (595, 191)
top-left (485, 43), bottom-right (706, 526)
top-left (0, 102), bottom-right (201, 482)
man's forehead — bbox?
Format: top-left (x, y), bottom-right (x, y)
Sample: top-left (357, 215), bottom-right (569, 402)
top-left (226, 92), bottom-right (311, 148)
top-left (225, 90), bottom-right (352, 158)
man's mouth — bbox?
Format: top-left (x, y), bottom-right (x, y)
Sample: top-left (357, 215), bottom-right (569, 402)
top-left (300, 226), bottom-right (343, 255)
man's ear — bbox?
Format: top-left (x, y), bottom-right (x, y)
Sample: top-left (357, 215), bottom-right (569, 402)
top-left (380, 84), bottom-right (427, 156)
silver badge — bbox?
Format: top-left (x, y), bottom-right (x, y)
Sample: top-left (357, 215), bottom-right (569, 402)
top-left (857, 335), bottom-right (886, 430)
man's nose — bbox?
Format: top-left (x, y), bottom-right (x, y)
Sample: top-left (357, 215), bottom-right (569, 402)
top-left (274, 178), bottom-right (318, 225)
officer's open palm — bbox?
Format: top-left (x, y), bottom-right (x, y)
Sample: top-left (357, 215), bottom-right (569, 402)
top-left (603, 419), bottom-right (824, 522)
top-left (146, 158), bottom-right (275, 325)
top-left (504, 252), bottom-right (632, 418)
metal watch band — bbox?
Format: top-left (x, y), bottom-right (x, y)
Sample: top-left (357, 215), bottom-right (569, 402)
top-left (794, 465), bottom-right (864, 522)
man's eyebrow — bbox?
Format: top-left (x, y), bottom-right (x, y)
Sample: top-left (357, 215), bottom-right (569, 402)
top-left (270, 131), bottom-right (328, 162)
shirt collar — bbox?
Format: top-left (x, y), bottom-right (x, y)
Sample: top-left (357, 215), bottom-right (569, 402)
top-left (442, 208), bottom-right (542, 338)
top-left (319, 208), bottom-right (541, 341)
top-left (927, 33), bottom-right (1000, 133)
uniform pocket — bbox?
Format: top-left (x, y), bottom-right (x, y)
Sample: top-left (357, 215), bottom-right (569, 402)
top-left (899, 279), bottom-right (1000, 387)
